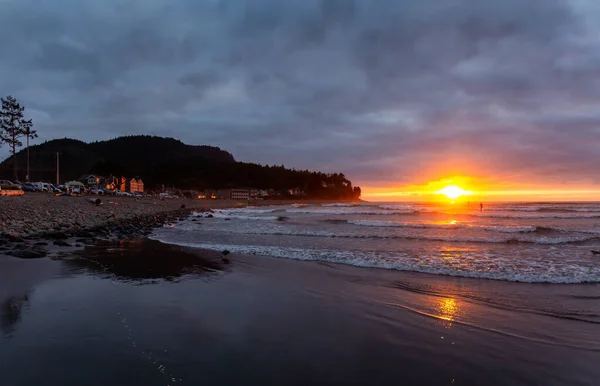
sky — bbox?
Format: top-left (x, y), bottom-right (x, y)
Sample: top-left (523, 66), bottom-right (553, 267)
top-left (1, 0), bottom-right (600, 201)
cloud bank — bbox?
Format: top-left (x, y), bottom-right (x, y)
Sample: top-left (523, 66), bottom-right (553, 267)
top-left (1, 0), bottom-right (599, 191)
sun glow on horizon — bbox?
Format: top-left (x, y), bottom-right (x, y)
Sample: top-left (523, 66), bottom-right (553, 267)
top-left (362, 175), bottom-right (600, 202)
top-left (436, 185), bottom-right (471, 200)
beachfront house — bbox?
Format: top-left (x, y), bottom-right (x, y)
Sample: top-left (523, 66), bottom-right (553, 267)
top-left (231, 189), bottom-right (250, 200)
top-left (214, 188), bottom-right (252, 200)
top-left (136, 178), bottom-right (144, 193)
top-left (119, 176), bottom-right (128, 192)
top-left (80, 174), bottom-right (104, 187)
top-left (129, 177), bottom-right (144, 193)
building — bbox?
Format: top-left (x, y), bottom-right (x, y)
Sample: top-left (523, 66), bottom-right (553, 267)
top-left (231, 189), bottom-right (250, 200)
top-left (119, 176), bottom-right (128, 192)
top-left (214, 188), bottom-right (251, 200)
top-left (129, 177), bottom-right (144, 193)
top-left (80, 174), bottom-right (104, 187)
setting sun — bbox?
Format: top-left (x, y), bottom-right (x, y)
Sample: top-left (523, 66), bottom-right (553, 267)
top-left (436, 185), bottom-right (470, 200)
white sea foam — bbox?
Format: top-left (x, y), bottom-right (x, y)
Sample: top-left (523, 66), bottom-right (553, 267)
top-left (212, 213), bottom-right (279, 221)
top-left (378, 204), bottom-right (414, 209)
top-left (149, 238), bottom-right (600, 284)
top-left (321, 203), bottom-right (360, 207)
top-left (215, 207), bottom-right (280, 214)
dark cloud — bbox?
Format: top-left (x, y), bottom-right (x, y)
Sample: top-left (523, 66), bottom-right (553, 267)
top-left (0, 0), bottom-right (598, 191)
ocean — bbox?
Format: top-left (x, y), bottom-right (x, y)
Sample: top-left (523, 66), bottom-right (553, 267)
top-left (151, 201), bottom-right (600, 284)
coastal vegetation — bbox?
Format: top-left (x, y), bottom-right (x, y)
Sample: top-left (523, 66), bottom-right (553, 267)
top-left (0, 95), bottom-right (36, 180)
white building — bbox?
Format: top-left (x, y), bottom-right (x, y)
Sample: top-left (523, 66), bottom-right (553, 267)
top-left (230, 189), bottom-right (250, 200)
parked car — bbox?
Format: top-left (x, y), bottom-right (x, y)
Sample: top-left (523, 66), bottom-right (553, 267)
top-left (115, 190), bottom-right (132, 196)
top-left (21, 183), bottom-right (39, 192)
top-left (0, 180), bottom-right (21, 189)
top-left (90, 187), bottom-right (104, 195)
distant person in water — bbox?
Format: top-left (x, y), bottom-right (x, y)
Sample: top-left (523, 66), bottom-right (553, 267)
top-left (480, 202), bottom-right (483, 212)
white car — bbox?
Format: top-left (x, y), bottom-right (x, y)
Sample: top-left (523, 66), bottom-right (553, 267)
top-left (115, 190), bottom-right (132, 196)
top-left (0, 180), bottom-right (21, 188)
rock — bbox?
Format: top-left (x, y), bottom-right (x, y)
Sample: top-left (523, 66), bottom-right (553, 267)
top-left (53, 240), bottom-right (72, 247)
top-left (207, 214), bottom-right (214, 218)
top-left (46, 231), bottom-right (68, 240)
top-left (31, 246), bottom-right (48, 256)
top-left (7, 234), bottom-right (24, 242)
top-left (77, 231), bottom-right (94, 238)
top-left (34, 241), bottom-right (49, 246)
top-left (224, 218), bottom-right (231, 221)
top-left (222, 250), bottom-right (230, 256)
top-left (12, 243), bottom-right (28, 250)
top-left (11, 250), bottom-right (44, 259)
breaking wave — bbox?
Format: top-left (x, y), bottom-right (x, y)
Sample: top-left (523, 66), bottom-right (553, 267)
top-left (149, 238), bottom-right (600, 284)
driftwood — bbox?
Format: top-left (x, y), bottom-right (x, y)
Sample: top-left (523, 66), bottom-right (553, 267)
top-left (87, 198), bottom-right (102, 206)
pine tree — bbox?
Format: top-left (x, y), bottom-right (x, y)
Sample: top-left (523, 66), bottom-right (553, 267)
top-left (0, 96), bottom-right (37, 181)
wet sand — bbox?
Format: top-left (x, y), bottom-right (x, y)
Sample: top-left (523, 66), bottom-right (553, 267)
top-left (1, 239), bottom-right (599, 386)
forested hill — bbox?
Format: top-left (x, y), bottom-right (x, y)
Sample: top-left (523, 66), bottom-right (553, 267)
top-left (0, 135), bottom-right (361, 199)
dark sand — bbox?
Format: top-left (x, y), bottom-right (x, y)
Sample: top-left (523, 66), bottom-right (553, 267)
top-left (1, 239), bottom-right (599, 386)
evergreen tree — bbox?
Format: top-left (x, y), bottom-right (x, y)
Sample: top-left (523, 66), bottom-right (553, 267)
top-left (0, 96), bottom-right (36, 180)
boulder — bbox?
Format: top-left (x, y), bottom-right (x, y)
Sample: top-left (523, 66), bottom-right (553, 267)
top-left (11, 250), bottom-right (45, 259)
top-left (53, 240), bottom-right (72, 247)
top-left (46, 231), bottom-right (68, 240)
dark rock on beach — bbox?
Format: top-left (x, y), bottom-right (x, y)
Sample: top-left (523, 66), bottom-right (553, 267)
top-left (11, 249), bottom-right (45, 259)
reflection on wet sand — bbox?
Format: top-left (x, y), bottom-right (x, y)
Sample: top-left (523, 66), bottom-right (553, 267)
top-left (62, 239), bottom-right (226, 283)
top-left (0, 294), bottom-right (29, 335)
top-left (437, 297), bottom-right (459, 328)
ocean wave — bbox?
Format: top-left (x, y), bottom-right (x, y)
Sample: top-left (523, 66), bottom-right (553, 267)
top-left (215, 207), bottom-right (280, 214)
top-left (495, 206), bottom-right (600, 213)
top-left (212, 213), bottom-right (279, 221)
top-left (471, 213), bottom-right (600, 219)
top-left (286, 208), bottom-right (416, 215)
top-left (348, 220), bottom-right (538, 234)
top-left (349, 220), bottom-right (461, 229)
top-left (191, 226), bottom-right (599, 245)
top-left (321, 203), bottom-right (361, 207)
top-left (378, 204), bottom-right (416, 210)
top-left (149, 239), bottom-right (600, 284)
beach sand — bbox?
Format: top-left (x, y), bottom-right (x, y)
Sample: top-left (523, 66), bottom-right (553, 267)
top-left (1, 239), bottom-right (599, 386)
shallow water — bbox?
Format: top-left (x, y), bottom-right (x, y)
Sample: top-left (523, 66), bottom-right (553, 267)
top-left (150, 202), bottom-right (600, 283)
top-left (1, 239), bottom-right (600, 386)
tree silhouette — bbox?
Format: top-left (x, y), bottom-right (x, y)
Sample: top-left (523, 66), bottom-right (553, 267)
top-left (0, 96), bottom-right (37, 180)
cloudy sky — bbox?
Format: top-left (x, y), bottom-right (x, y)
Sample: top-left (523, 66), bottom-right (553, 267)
top-left (1, 0), bottom-right (600, 198)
